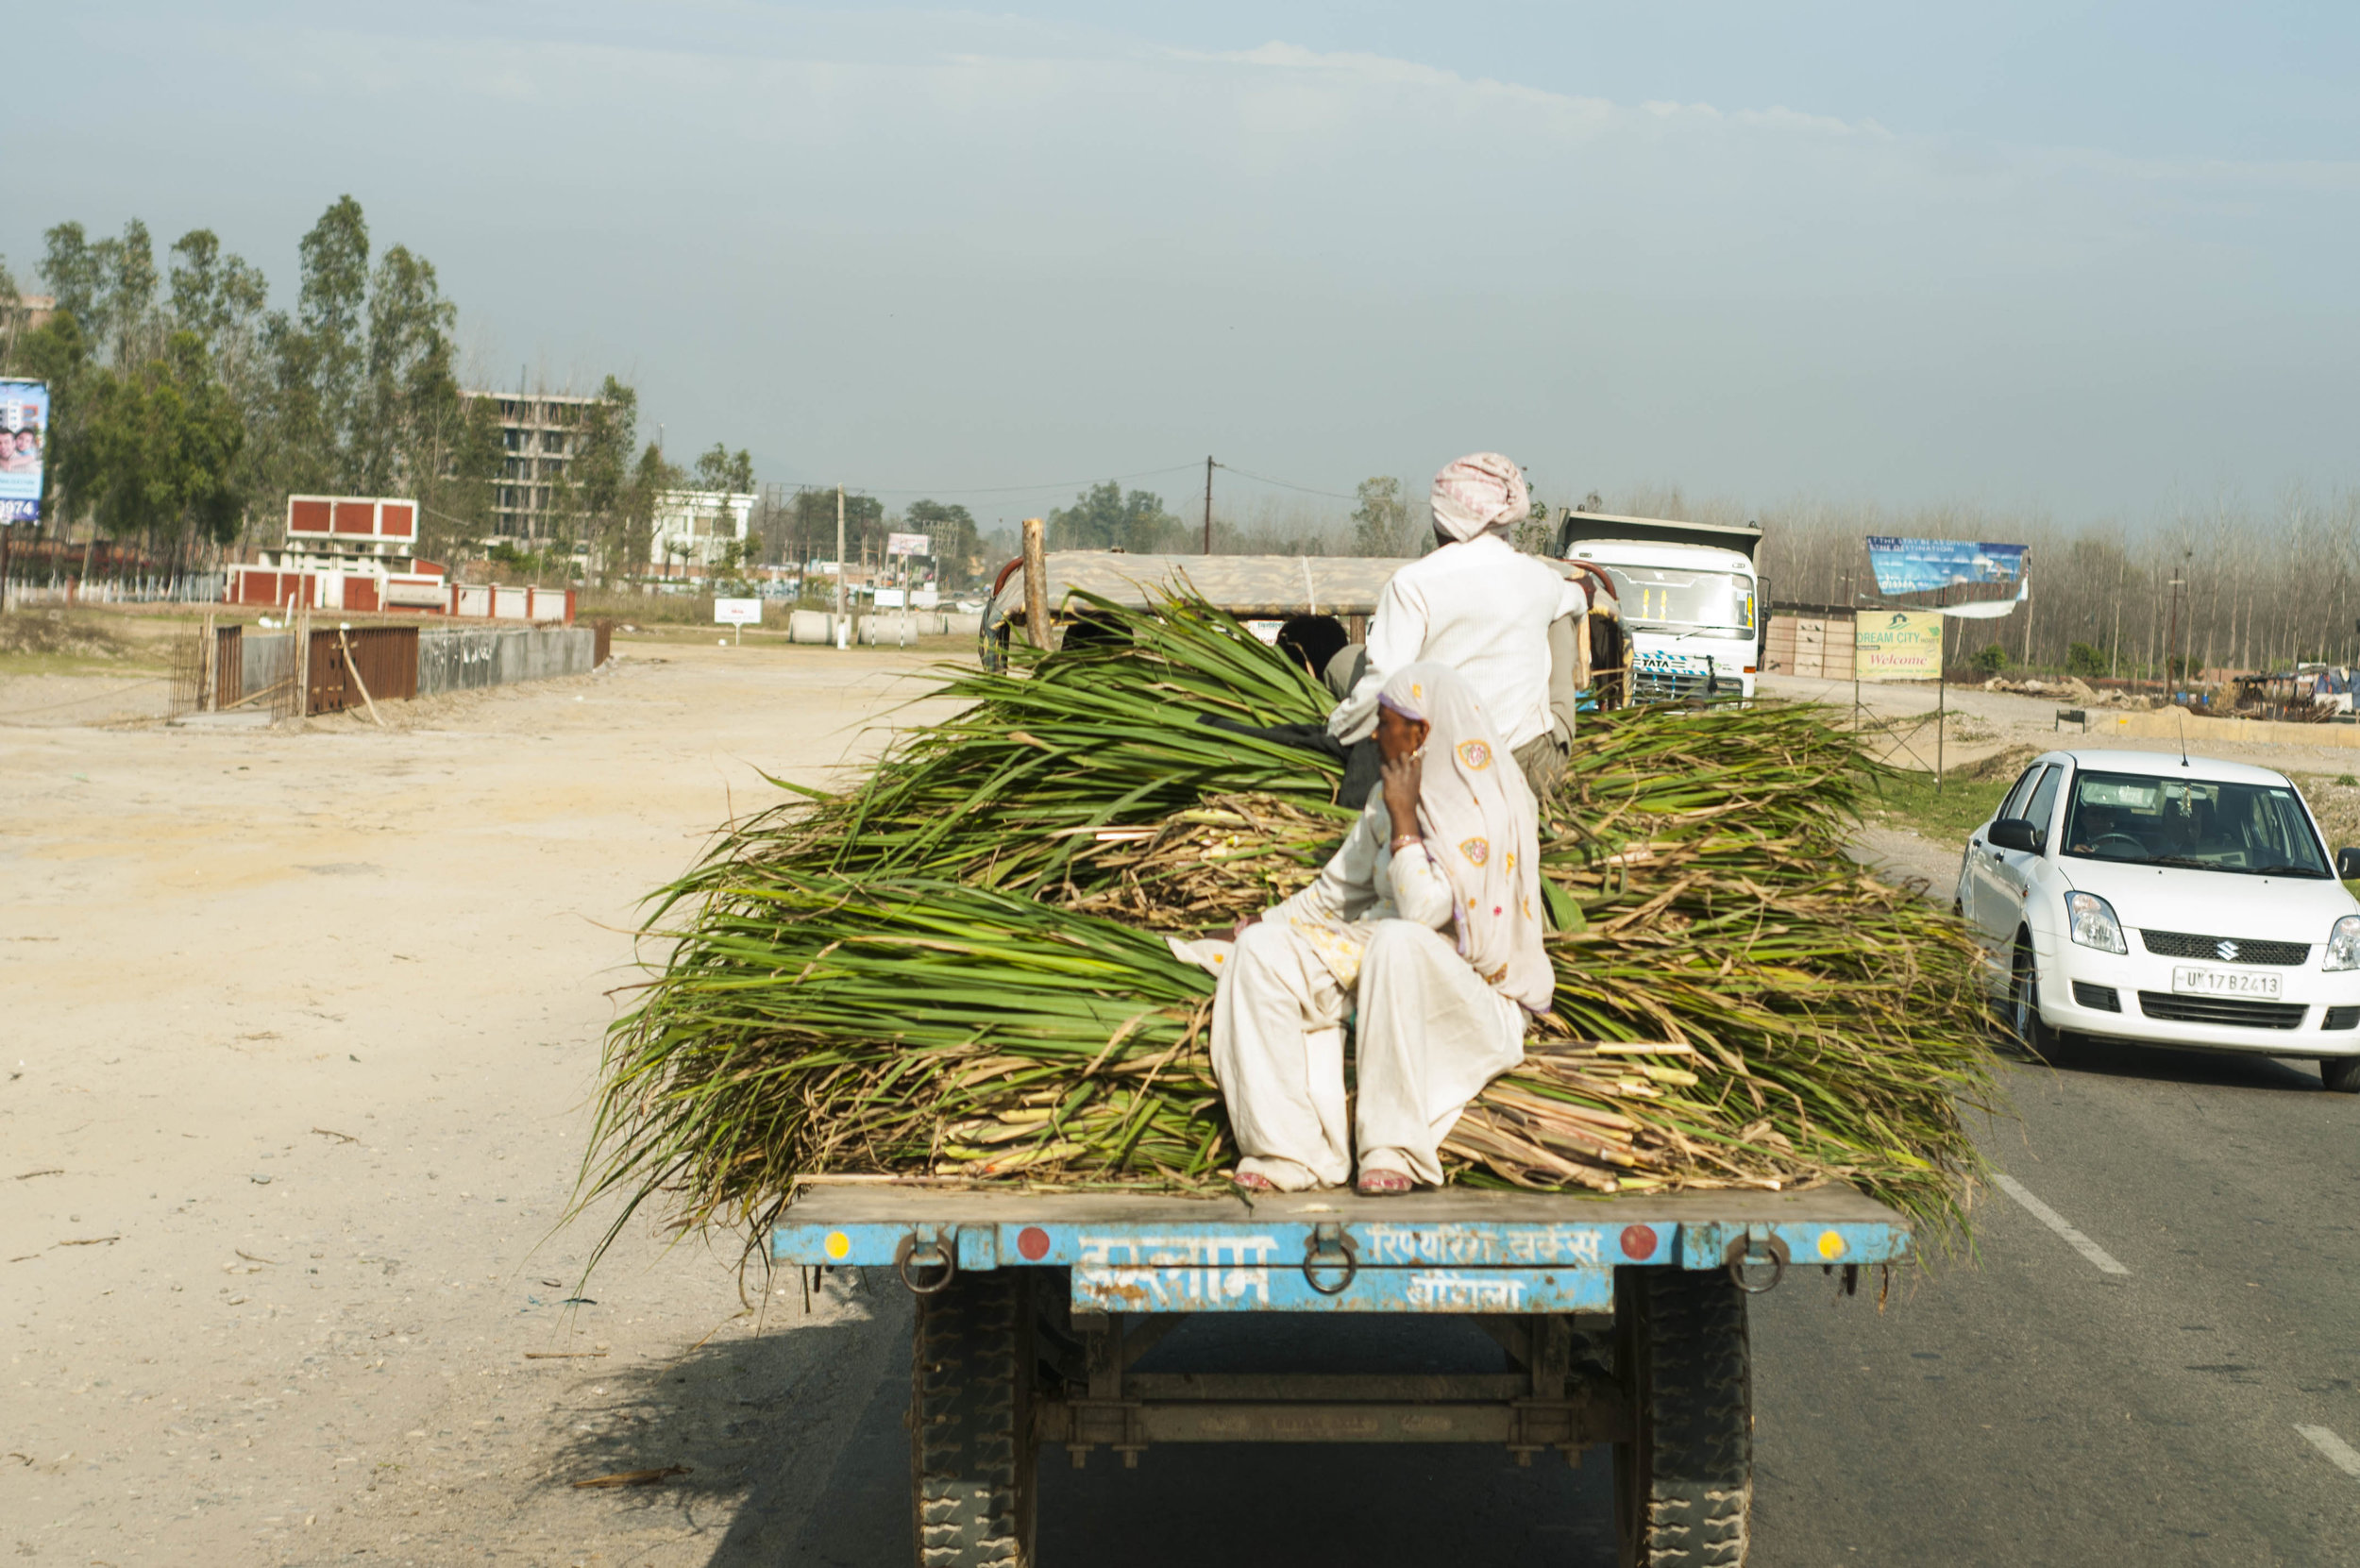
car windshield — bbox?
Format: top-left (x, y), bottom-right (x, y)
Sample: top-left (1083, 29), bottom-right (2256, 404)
top-left (1603, 567), bottom-right (1756, 634)
top-left (2061, 770), bottom-right (2330, 877)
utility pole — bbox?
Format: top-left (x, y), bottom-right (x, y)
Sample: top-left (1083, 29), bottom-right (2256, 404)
top-left (1203, 456), bottom-right (1214, 555)
top-left (2165, 562), bottom-right (2186, 703)
top-left (834, 485), bottom-right (847, 647)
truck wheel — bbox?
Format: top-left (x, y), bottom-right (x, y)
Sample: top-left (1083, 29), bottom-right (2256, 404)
top-left (1614, 1268), bottom-right (1751, 1568)
top-left (911, 1272), bottom-right (1036, 1568)
top-left (2009, 938), bottom-right (2066, 1064)
top-left (2322, 1056), bottom-right (2360, 1094)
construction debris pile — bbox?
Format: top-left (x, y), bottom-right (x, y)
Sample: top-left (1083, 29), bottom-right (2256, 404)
top-left (582, 594), bottom-right (2000, 1253)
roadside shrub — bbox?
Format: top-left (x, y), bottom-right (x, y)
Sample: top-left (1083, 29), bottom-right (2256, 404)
top-left (1969, 644), bottom-right (2010, 676)
top-left (2065, 642), bottom-right (2106, 678)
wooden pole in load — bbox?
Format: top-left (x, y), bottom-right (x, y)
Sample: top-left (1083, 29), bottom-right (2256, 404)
top-left (1021, 516), bottom-right (1053, 651)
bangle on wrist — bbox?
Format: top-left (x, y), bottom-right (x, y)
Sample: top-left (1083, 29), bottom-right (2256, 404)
top-left (1390, 833), bottom-right (1423, 852)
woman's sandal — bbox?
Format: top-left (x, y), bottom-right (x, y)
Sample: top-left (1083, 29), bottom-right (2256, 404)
top-left (1355, 1169), bottom-right (1413, 1197)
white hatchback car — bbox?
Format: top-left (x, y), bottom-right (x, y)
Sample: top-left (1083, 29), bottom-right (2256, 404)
top-left (1955, 749), bottom-right (2360, 1090)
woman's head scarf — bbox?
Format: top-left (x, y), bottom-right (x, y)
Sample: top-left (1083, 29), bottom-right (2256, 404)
top-left (1378, 662), bottom-right (1554, 1011)
top-left (1429, 452), bottom-right (1530, 544)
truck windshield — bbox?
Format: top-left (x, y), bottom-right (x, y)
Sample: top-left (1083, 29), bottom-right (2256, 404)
top-left (2061, 770), bottom-right (2330, 877)
top-left (1603, 567), bottom-right (1755, 634)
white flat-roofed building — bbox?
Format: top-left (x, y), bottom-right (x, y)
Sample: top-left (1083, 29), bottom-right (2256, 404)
top-left (649, 489), bottom-right (755, 571)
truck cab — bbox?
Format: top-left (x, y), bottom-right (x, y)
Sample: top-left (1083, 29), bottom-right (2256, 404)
top-left (1555, 512), bottom-right (1764, 703)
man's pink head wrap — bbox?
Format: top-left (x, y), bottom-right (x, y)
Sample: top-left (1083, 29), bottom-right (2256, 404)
top-left (1429, 452), bottom-right (1530, 543)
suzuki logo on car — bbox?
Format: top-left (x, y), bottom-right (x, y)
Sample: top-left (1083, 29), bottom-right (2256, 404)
top-left (2217, 939), bottom-right (2239, 962)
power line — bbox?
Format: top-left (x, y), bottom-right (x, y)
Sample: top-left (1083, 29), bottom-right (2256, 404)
top-left (1210, 463), bottom-right (1359, 503)
top-left (798, 463), bottom-right (1205, 500)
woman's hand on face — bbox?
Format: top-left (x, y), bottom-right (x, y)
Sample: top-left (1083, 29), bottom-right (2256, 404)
top-left (1230, 914), bottom-right (1259, 942)
top-left (1381, 748), bottom-right (1423, 840)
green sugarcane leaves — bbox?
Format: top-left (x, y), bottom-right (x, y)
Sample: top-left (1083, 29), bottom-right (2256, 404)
top-left (582, 589), bottom-right (2002, 1268)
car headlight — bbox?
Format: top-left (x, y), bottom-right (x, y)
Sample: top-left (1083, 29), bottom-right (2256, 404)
top-left (2065, 891), bottom-right (2127, 954)
top-left (2326, 915), bottom-right (2360, 971)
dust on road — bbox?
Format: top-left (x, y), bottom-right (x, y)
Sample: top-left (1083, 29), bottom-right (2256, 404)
top-left (1, 640), bottom-right (952, 1566)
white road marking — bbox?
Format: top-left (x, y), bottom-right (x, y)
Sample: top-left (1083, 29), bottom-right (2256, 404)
top-left (2298, 1425), bottom-right (2360, 1479)
top-left (1992, 1172), bottom-right (2130, 1275)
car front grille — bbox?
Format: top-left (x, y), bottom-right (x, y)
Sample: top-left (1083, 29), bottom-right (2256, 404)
top-left (1630, 667), bottom-right (1718, 704)
top-left (2138, 930), bottom-right (2310, 966)
top-left (2136, 992), bottom-right (2308, 1030)
top-left (2071, 982), bottom-right (2122, 1013)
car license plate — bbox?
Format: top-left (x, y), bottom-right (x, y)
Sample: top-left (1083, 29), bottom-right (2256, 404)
top-left (2171, 966), bottom-right (2282, 999)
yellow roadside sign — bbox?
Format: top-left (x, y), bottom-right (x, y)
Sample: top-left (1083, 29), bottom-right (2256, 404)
top-left (1854, 611), bottom-right (1944, 682)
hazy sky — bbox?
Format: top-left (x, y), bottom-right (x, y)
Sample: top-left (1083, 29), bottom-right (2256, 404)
top-left (12, 3), bottom-right (2360, 526)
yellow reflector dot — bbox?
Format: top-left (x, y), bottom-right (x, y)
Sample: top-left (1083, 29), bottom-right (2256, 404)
top-left (824, 1231), bottom-right (851, 1260)
top-left (1817, 1230), bottom-right (1846, 1260)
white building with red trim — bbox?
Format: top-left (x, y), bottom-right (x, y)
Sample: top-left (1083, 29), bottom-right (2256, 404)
top-left (226, 497), bottom-right (573, 623)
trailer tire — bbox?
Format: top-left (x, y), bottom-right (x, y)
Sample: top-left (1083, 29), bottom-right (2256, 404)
top-left (1614, 1268), bottom-right (1751, 1567)
top-left (911, 1271), bottom-right (1036, 1568)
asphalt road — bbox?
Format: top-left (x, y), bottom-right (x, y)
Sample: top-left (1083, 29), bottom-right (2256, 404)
top-left (678, 1039), bottom-right (2360, 1567)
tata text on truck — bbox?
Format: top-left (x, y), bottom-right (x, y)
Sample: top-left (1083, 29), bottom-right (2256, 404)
top-left (1555, 512), bottom-right (1764, 703)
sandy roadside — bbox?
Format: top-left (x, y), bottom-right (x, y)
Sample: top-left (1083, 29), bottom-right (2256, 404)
top-left (1, 641), bottom-right (955, 1567)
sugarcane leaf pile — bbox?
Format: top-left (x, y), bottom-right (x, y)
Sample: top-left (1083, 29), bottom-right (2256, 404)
top-left (585, 590), bottom-right (2000, 1255)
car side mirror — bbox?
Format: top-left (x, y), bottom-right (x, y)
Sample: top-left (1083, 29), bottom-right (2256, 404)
top-left (1989, 818), bottom-right (2044, 854)
top-left (2338, 847), bottom-right (2360, 881)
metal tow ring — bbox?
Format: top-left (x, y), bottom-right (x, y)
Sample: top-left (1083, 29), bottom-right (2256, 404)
top-left (1723, 1232), bottom-right (1789, 1295)
top-left (896, 1231), bottom-right (958, 1295)
top-left (1303, 1222), bottom-right (1358, 1296)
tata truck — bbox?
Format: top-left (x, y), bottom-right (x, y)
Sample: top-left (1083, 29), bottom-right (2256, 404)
top-left (1554, 512), bottom-right (1765, 703)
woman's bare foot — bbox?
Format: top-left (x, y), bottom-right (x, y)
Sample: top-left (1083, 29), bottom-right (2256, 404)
top-left (1355, 1168), bottom-right (1413, 1196)
top-left (1233, 1170), bottom-right (1277, 1194)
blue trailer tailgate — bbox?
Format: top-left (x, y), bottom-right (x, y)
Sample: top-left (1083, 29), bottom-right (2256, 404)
top-left (775, 1185), bottom-right (1909, 1313)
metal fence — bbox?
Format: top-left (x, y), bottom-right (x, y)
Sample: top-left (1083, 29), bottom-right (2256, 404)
top-left (163, 621), bottom-right (599, 720)
top-left (4, 573), bottom-right (226, 609)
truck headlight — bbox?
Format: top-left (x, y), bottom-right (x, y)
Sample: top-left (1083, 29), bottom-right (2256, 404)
top-left (2326, 915), bottom-right (2360, 971)
top-left (2065, 891), bottom-right (2127, 954)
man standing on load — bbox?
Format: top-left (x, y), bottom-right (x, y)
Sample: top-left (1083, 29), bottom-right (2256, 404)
top-left (1328, 452), bottom-right (1586, 794)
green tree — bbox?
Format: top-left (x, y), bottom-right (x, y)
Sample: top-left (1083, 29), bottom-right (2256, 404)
top-left (633, 442), bottom-right (687, 578)
top-left (903, 498), bottom-right (980, 587)
top-left (266, 194), bottom-right (371, 495)
top-left (575, 377), bottom-right (640, 584)
top-left (791, 487), bottom-right (884, 565)
top-left (359, 244), bottom-right (460, 494)
top-left (75, 330), bottom-right (246, 561)
top-left (691, 443), bottom-right (753, 496)
top-left (1350, 476), bottom-right (1411, 557)
top-left (1047, 481), bottom-right (1183, 552)
top-left (42, 220), bottom-right (164, 370)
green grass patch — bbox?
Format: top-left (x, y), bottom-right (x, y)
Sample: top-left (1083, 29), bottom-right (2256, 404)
top-left (1861, 768), bottom-right (2014, 844)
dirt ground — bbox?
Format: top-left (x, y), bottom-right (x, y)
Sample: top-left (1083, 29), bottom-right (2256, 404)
top-left (0, 635), bottom-right (960, 1567)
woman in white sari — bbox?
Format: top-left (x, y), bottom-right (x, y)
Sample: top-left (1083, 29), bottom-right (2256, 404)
top-left (1211, 662), bottom-right (1553, 1195)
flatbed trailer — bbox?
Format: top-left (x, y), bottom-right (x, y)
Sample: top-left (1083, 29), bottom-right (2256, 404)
top-left (774, 1182), bottom-right (1911, 1565)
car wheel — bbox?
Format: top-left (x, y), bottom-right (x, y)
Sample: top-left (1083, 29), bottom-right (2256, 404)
top-left (2009, 938), bottom-right (2066, 1064)
top-left (2322, 1056), bottom-right (2360, 1095)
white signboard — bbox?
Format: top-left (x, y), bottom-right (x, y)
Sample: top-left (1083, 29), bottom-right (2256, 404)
top-left (886, 531), bottom-right (931, 558)
top-left (714, 598), bottom-right (764, 626)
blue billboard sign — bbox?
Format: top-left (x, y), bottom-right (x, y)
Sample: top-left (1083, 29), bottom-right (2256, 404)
top-left (0, 379), bottom-right (49, 525)
top-left (1865, 536), bottom-right (2027, 596)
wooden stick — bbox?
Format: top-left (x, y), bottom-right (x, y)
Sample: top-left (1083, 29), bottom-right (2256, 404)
top-left (336, 628), bottom-right (385, 727)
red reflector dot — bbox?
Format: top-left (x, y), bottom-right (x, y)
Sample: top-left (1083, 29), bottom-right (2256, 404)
top-left (1620, 1224), bottom-right (1658, 1260)
top-left (1017, 1225), bottom-right (1051, 1261)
